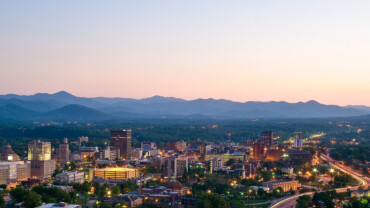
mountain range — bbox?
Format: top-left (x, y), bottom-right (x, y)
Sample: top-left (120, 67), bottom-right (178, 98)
top-left (0, 91), bottom-right (369, 121)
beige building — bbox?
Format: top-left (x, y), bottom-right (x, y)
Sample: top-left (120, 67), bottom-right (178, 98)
top-left (0, 161), bottom-right (31, 184)
top-left (93, 167), bottom-right (139, 180)
top-left (262, 180), bottom-right (300, 192)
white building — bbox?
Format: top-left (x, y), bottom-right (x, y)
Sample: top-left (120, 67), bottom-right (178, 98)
top-left (294, 132), bottom-right (303, 148)
top-left (55, 171), bottom-right (85, 184)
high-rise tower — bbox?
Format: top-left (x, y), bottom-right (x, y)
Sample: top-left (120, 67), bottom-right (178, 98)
top-left (260, 131), bottom-right (273, 147)
top-left (59, 138), bottom-right (70, 165)
top-left (294, 132), bottom-right (303, 148)
top-left (110, 129), bottom-right (132, 159)
top-left (28, 140), bottom-right (55, 178)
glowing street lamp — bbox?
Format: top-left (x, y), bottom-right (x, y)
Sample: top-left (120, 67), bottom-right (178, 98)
top-left (330, 168), bottom-right (334, 173)
top-left (313, 168), bottom-right (318, 173)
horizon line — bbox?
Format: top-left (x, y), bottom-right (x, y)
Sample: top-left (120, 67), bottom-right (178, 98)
top-left (0, 90), bottom-right (368, 108)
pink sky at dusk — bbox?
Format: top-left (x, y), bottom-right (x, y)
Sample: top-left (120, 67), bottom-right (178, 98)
top-left (1, 1), bottom-right (369, 106)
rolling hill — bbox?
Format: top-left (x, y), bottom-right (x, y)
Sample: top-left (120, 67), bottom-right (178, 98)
top-left (0, 91), bottom-right (368, 121)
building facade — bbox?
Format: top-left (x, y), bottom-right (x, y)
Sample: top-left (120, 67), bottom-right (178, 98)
top-left (56, 171), bottom-right (85, 184)
top-left (260, 131), bottom-right (273, 147)
top-left (0, 161), bottom-right (31, 185)
top-left (110, 129), bottom-right (132, 159)
top-left (164, 156), bottom-right (188, 178)
top-left (28, 140), bottom-right (55, 178)
top-left (262, 180), bottom-right (300, 192)
top-left (59, 138), bottom-right (70, 165)
top-left (0, 144), bottom-right (20, 161)
top-left (294, 132), bottom-right (303, 148)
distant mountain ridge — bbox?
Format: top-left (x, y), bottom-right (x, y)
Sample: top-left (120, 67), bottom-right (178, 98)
top-left (0, 91), bottom-right (368, 121)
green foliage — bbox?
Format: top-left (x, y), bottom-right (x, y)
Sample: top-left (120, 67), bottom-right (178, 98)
top-left (143, 179), bottom-right (163, 188)
top-left (9, 185), bottom-right (28, 202)
top-left (23, 191), bottom-right (42, 208)
top-left (296, 195), bottom-right (312, 208)
top-left (260, 171), bottom-right (273, 182)
top-left (117, 180), bottom-right (138, 194)
top-left (240, 178), bottom-right (261, 186)
top-left (32, 185), bottom-right (73, 203)
top-left (272, 187), bottom-right (283, 197)
top-left (52, 166), bottom-right (63, 178)
top-left (71, 181), bottom-right (91, 193)
top-left (197, 194), bottom-right (230, 208)
top-left (111, 185), bottom-right (121, 196)
top-left (330, 145), bottom-right (369, 163)
top-left (0, 195), bottom-right (5, 208)
top-left (97, 201), bottom-right (111, 208)
top-left (333, 173), bottom-right (357, 187)
top-left (312, 190), bottom-right (337, 208)
top-left (226, 159), bottom-right (236, 166)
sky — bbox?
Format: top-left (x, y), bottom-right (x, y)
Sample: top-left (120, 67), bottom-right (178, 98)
top-left (1, 1), bottom-right (370, 106)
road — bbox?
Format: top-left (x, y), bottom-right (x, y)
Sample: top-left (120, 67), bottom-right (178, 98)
top-left (267, 153), bottom-right (369, 208)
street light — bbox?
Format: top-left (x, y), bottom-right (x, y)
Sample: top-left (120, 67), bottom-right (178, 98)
top-left (313, 168), bottom-right (318, 173)
top-left (330, 168), bottom-right (334, 173)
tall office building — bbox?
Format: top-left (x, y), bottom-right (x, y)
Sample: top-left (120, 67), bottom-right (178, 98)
top-left (253, 141), bottom-right (265, 159)
top-left (200, 144), bottom-right (212, 155)
top-left (110, 129), bottom-right (132, 159)
top-left (260, 131), bottom-right (273, 147)
top-left (164, 156), bottom-right (188, 178)
top-left (59, 138), bottom-right (70, 165)
top-left (294, 132), bottom-right (303, 148)
top-left (28, 140), bottom-right (55, 178)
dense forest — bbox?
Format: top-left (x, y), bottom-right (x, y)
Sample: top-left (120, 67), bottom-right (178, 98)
top-left (0, 117), bottom-right (368, 158)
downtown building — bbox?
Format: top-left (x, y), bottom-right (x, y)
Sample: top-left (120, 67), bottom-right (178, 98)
top-left (55, 171), bottom-right (85, 184)
top-left (260, 130), bottom-right (273, 147)
top-left (164, 156), bottom-right (188, 178)
top-left (262, 180), bottom-right (300, 192)
top-left (110, 129), bottom-right (132, 159)
top-left (28, 140), bottom-right (56, 178)
top-left (0, 161), bottom-right (31, 186)
top-left (59, 138), bottom-right (70, 166)
top-left (294, 132), bottom-right (303, 148)
top-left (94, 146), bottom-right (120, 160)
top-left (0, 144), bottom-right (21, 161)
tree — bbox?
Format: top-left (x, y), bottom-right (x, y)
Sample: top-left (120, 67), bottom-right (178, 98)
top-left (0, 195), bottom-right (5, 208)
top-left (260, 171), bottom-right (273, 182)
top-left (226, 159), bottom-right (235, 166)
top-left (23, 191), bottom-right (42, 208)
top-left (257, 188), bottom-right (266, 197)
top-left (312, 191), bottom-right (335, 208)
top-left (272, 187), bottom-right (283, 197)
top-left (9, 185), bottom-right (28, 202)
top-left (111, 185), bottom-right (121, 196)
top-left (52, 167), bottom-right (63, 178)
top-left (97, 201), bottom-right (111, 208)
top-left (296, 195), bottom-right (312, 208)
top-left (202, 194), bottom-right (230, 208)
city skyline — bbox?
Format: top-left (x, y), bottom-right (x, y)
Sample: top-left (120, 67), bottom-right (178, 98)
top-left (1, 1), bottom-right (370, 106)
